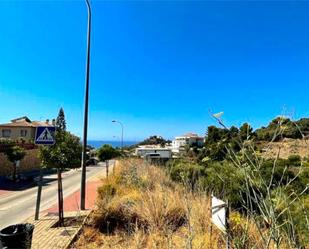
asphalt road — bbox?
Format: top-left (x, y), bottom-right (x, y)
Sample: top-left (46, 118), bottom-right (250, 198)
top-left (0, 164), bottom-right (106, 230)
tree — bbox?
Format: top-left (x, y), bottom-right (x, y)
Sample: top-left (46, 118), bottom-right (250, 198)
top-left (254, 117), bottom-right (309, 141)
top-left (4, 145), bottom-right (26, 181)
top-left (40, 132), bottom-right (82, 169)
top-left (239, 123), bottom-right (254, 141)
top-left (138, 135), bottom-right (171, 146)
top-left (39, 131), bottom-right (81, 225)
top-left (97, 144), bottom-right (121, 161)
top-left (203, 126), bottom-right (239, 161)
top-left (56, 107), bottom-right (66, 131)
top-left (39, 110), bottom-right (80, 226)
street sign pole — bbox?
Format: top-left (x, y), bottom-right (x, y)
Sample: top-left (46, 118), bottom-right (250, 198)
top-left (34, 126), bottom-right (56, 220)
top-left (34, 168), bottom-right (43, 220)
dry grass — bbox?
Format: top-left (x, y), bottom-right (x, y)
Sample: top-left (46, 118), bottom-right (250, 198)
top-left (72, 159), bottom-right (291, 249)
top-left (260, 138), bottom-right (309, 159)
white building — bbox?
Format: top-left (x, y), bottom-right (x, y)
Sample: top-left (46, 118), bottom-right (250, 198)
top-left (135, 146), bottom-right (172, 159)
top-left (172, 133), bottom-right (204, 153)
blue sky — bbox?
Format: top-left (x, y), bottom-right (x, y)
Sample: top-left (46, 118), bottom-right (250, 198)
top-left (0, 1), bottom-right (308, 141)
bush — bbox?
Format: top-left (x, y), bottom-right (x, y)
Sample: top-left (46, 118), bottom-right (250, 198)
top-left (287, 154), bottom-right (302, 167)
top-left (98, 182), bottom-right (117, 200)
top-left (3, 145), bottom-right (26, 181)
top-left (4, 145), bottom-right (26, 162)
top-left (168, 160), bottom-right (205, 189)
top-left (94, 159), bottom-right (186, 235)
top-left (203, 161), bottom-right (246, 208)
top-left (260, 160), bottom-right (294, 185)
top-left (97, 144), bottom-right (121, 162)
top-left (168, 160), bottom-right (246, 208)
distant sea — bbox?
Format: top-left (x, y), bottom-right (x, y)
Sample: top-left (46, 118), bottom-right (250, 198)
top-left (88, 140), bottom-right (138, 149)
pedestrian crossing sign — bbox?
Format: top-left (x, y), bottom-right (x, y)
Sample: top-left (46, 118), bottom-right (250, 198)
top-left (35, 126), bottom-right (56, 145)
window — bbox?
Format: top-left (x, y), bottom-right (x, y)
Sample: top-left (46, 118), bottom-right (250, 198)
top-left (2, 129), bottom-right (11, 138)
top-left (20, 129), bottom-right (27, 137)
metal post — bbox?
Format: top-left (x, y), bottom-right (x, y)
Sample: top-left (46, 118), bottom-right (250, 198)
top-left (34, 168), bottom-right (43, 220)
top-left (121, 124), bottom-right (123, 151)
top-left (106, 160), bottom-right (109, 178)
top-left (80, 0), bottom-right (91, 210)
top-left (226, 200), bottom-right (230, 249)
top-left (57, 169), bottom-right (64, 226)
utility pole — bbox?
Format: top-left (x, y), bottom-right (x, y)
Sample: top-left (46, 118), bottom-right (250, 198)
top-left (80, 0), bottom-right (91, 210)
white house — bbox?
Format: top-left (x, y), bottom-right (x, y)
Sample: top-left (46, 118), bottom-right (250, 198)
top-left (172, 133), bottom-right (204, 153)
top-left (135, 146), bottom-right (172, 159)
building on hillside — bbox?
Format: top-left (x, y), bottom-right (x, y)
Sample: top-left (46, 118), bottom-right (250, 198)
top-left (0, 116), bottom-right (54, 142)
top-left (172, 133), bottom-right (204, 153)
top-left (135, 146), bottom-right (172, 159)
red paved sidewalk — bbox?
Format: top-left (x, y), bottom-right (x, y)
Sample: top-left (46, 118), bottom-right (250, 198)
top-left (47, 180), bottom-right (102, 212)
top-left (0, 189), bottom-right (10, 197)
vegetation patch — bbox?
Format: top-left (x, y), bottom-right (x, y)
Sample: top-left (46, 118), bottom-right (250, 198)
top-left (73, 159), bottom-right (297, 249)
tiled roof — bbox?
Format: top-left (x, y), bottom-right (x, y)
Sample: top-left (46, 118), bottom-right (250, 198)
top-left (0, 120), bottom-right (53, 128)
top-left (0, 121), bottom-right (33, 127)
top-left (31, 121), bottom-right (53, 127)
top-left (11, 116), bottom-right (31, 123)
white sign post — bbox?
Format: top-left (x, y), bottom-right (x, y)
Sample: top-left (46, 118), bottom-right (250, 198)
top-left (211, 195), bottom-right (230, 249)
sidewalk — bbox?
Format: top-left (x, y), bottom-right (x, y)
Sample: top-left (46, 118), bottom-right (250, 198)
top-left (47, 180), bottom-right (102, 213)
top-left (47, 163), bottom-right (108, 212)
top-left (28, 163), bottom-right (110, 249)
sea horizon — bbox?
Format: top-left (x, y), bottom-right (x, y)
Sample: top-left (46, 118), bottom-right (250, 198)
top-left (88, 140), bottom-right (139, 149)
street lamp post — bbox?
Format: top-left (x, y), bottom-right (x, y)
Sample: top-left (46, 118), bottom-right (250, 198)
top-left (80, 0), bottom-right (91, 211)
top-left (112, 120), bottom-right (124, 151)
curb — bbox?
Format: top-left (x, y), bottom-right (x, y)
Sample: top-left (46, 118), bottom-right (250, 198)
top-left (64, 210), bottom-right (93, 249)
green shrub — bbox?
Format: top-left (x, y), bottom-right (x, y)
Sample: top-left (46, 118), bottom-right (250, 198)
top-left (287, 154), bottom-right (302, 167)
top-left (260, 159), bottom-right (296, 186)
top-left (168, 160), bottom-right (205, 189)
top-left (168, 160), bottom-right (246, 208)
top-left (203, 161), bottom-right (246, 208)
top-left (97, 144), bottom-right (121, 161)
top-left (298, 168), bottom-right (309, 192)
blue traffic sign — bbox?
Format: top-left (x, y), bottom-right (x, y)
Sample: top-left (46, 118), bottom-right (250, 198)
top-left (35, 126), bottom-right (56, 145)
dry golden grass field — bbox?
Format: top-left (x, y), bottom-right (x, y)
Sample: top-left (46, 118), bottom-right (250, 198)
top-left (71, 159), bottom-right (297, 249)
top-left (260, 138), bottom-right (309, 159)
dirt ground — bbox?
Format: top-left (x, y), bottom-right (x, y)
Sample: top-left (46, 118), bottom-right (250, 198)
top-left (261, 138), bottom-right (309, 159)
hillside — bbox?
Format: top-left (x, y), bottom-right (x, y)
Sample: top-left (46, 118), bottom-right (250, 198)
top-left (255, 117), bottom-right (309, 141)
top-left (260, 138), bottom-right (309, 159)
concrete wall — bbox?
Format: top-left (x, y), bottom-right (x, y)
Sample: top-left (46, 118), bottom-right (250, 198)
top-left (136, 148), bottom-right (172, 158)
top-left (0, 149), bottom-right (41, 176)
